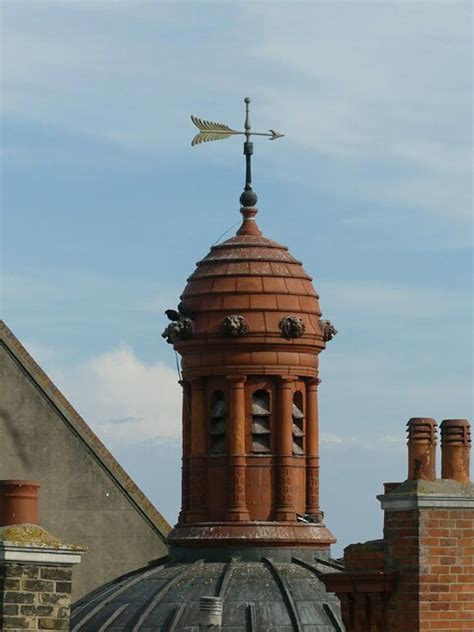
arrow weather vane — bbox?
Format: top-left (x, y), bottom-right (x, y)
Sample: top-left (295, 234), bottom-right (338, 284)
top-left (191, 97), bottom-right (284, 208)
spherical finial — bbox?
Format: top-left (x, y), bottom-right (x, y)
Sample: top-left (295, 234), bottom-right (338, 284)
top-left (240, 188), bottom-right (258, 208)
top-left (244, 97), bottom-right (251, 104)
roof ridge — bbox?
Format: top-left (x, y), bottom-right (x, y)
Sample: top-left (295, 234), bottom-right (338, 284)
top-left (0, 320), bottom-right (171, 540)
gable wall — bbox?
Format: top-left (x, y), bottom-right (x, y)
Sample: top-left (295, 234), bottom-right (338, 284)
top-left (0, 344), bottom-right (169, 601)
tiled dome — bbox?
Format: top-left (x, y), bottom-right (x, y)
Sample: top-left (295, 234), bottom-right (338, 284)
top-left (180, 210), bottom-right (323, 342)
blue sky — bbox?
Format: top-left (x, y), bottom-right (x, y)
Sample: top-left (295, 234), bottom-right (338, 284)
top-left (1, 1), bottom-right (472, 555)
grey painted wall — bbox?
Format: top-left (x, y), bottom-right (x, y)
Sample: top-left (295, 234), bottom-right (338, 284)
top-left (0, 345), bottom-right (168, 601)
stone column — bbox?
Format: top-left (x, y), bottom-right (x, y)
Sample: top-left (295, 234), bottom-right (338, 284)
top-left (178, 380), bottom-right (191, 524)
top-left (187, 378), bottom-right (208, 522)
top-left (274, 376), bottom-right (296, 521)
top-left (305, 377), bottom-right (321, 517)
top-left (226, 376), bottom-right (250, 521)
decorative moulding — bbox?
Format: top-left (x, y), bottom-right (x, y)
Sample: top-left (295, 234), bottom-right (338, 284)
top-left (220, 315), bottom-right (250, 338)
top-left (162, 303), bottom-right (195, 344)
top-left (0, 542), bottom-right (85, 565)
top-left (378, 491), bottom-right (474, 511)
top-left (319, 320), bottom-right (337, 342)
top-left (279, 316), bottom-right (305, 339)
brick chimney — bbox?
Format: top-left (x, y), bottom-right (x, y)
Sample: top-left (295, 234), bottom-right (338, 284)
top-left (0, 480), bottom-right (85, 631)
top-left (320, 417), bottom-right (474, 632)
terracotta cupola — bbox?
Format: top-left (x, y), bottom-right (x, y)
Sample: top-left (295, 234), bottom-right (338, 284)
top-left (163, 104), bottom-right (337, 550)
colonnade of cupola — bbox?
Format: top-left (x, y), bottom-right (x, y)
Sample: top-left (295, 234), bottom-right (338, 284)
top-left (178, 373), bottom-right (322, 525)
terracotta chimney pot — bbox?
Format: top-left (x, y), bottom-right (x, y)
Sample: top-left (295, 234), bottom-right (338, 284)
top-left (0, 480), bottom-right (40, 526)
top-left (440, 419), bottom-right (471, 482)
top-left (406, 418), bottom-right (437, 481)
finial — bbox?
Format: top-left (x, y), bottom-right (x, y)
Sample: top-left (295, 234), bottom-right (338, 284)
top-left (190, 98), bottom-right (284, 210)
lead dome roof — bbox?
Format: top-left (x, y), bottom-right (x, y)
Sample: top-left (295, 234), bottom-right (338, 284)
top-left (71, 555), bottom-right (343, 631)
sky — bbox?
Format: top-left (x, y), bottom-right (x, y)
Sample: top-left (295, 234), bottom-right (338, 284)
top-left (1, 1), bottom-right (472, 556)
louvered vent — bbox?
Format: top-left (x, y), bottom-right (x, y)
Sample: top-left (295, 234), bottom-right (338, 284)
top-left (292, 392), bottom-right (305, 455)
top-left (251, 390), bottom-right (271, 453)
top-left (210, 391), bottom-right (226, 453)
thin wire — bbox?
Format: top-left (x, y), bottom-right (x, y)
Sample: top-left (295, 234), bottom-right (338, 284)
top-left (211, 221), bottom-right (240, 246)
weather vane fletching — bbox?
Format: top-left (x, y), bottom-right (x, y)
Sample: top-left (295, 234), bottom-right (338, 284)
top-left (190, 115), bottom-right (239, 146)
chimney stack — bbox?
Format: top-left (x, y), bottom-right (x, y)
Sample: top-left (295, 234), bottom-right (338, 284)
top-left (0, 480), bottom-right (85, 631)
top-left (0, 479), bottom-right (39, 526)
top-left (440, 418), bottom-right (471, 482)
top-left (406, 417), bottom-right (437, 480)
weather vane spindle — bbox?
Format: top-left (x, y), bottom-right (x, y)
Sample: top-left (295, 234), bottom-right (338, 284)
top-left (191, 98), bottom-right (284, 208)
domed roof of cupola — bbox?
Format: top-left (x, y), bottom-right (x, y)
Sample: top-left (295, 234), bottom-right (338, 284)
top-left (178, 208), bottom-right (326, 349)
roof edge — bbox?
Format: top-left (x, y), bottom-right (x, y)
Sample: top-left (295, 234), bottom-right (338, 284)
top-left (0, 320), bottom-right (171, 540)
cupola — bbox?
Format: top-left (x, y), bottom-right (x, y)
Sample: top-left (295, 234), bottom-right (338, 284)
top-left (162, 99), bottom-right (337, 551)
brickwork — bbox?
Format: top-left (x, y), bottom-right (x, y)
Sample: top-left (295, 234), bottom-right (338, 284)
top-left (383, 503), bottom-right (474, 631)
top-left (321, 540), bottom-right (395, 631)
top-left (0, 563), bottom-right (73, 630)
top-left (418, 508), bottom-right (473, 631)
top-left (384, 509), bottom-right (421, 631)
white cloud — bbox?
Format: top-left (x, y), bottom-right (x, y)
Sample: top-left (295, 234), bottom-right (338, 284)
top-left (33, 343), bottom-right (182, 447)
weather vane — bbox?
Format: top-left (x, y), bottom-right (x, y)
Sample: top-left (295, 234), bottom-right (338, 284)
top-left (191, 97), bottom-right (284, 207)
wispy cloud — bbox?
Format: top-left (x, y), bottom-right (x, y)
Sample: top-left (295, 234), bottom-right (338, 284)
top-left (2, 3), bottom-right (470, 201)
top-left (30, 342), bottom-right (182, 446)
top-left (249, 3), bottom-right (471, 222)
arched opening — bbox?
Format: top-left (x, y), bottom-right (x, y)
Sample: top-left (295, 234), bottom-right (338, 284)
top-left (251, 390), bottom-right (271, 453)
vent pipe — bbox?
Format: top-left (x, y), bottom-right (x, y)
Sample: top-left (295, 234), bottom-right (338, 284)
top-left (199, 596), bottom-right (223, 631)
top-left (406, 418), bottom-right (437, 481)
top-left (440, 419), bottom-right (471, 482)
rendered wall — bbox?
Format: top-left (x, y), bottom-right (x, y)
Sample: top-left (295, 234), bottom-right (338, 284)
top-left (0, 345), bottom-right (168, 601)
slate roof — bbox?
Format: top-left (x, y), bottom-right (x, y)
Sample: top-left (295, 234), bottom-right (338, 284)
top-left (71, 555), bottom-right (344, 631)
top-left (0, 320), bottom-right (171, 540)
